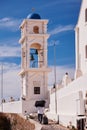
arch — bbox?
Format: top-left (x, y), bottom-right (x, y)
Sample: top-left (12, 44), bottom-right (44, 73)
top-left (30, 43), bottom-right (42, 49)
top-left (85, 9), bottom-right (87, 22)
top-left (33, 26), bottom-right (39, 33)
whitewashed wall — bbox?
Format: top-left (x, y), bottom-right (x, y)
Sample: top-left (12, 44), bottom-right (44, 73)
top-left (49, 74), bottom-right (87, 127)
top-left (75, 0), bottom-right (87, 74)
top-left (22, 99), bottom-right (49, 115)
top-left (0, 101), bottom-right (22, 113)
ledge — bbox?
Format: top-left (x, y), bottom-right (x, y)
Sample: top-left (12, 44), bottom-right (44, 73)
top-left (19, 68), bottom-right (52, 75)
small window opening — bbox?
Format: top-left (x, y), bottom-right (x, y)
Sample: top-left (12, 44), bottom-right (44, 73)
top-left (33, 26), bottom-right (39, 33)
top-left (34, 87), bottom-right (40, 94)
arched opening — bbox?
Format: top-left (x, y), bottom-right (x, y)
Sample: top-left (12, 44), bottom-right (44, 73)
top-left (30, 43), bottom-right (44, 68)
top-left (33, 26), bottom-right (39, 33)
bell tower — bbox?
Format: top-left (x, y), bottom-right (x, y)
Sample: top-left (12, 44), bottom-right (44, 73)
top-left (19, 13), bottom-right (51, 113)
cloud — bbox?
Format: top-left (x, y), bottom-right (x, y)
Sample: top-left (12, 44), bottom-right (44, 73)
top-left (0, 17), bottom-right (22, 31)
top-left (49, 25), bottom-right (74, 35)
top-left (48, 65), bottom-right (75, 86)
top-left (0, 45), bottom-right (21, 57)
top-left (0, 63), bottom-right (21, 102)
top-left (48, 40), bottom-right (60, 47)
top-left (0, 39), bottom-right (19, 46)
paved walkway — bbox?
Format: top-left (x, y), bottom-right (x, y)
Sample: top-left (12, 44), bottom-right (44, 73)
top-left (41, 121), bottom-right (68, 130)
top-left (24, 113), bottom-right (68, 130)
top-left (33, 118), bottom-right (68, 130)
top-left (41, 125), bottom-right (67, 130)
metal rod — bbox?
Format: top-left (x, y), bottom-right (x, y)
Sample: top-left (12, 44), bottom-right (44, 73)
top-left (53, 42), bottom-right (57, 114)
top-left (1, 63), bottom-right (3, 112)
top-left (53, 41), bottom-right (59, 124)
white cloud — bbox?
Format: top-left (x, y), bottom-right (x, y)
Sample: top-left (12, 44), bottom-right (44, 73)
top-left (0, 63), bottom-right (21, 102)
top-left (0, 17), bottom-right (22, 31)
top-left (48, 65), bottom-right (75, 86)
top-left (0, 45), bottom-right (21, 57)
top-left (49, 25), bottom-right (74, 35)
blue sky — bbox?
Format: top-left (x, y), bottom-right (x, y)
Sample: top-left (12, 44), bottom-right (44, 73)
top-left (0, 0), bottom-right (82, 100)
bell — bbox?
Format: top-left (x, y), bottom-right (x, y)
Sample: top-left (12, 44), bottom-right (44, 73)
top-left (30, 54), bottom-right (34, 61)
top-left (53, 84), bottom-right (56, 88)
top-left (35, 49), bottom-right (38, 55)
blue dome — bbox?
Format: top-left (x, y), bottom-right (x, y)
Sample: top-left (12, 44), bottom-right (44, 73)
top-left (27, 13), bottom-right (41, 19)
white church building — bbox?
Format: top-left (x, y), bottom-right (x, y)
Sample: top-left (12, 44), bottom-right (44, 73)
top-left (47, 0), bottom-right (87, 128)
top-left (0, 0), bottom-right (87, 129)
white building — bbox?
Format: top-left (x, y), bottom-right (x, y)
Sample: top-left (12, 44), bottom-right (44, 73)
top-left (0, 13), bottom-right (51, 114)
top-left (48, 0), bottom-right (87, 128)
top-left (75, 0), bottom-right (87, 78)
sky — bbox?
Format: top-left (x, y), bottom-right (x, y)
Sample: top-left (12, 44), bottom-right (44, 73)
top-left (0, 0), bottom-right (82, 101)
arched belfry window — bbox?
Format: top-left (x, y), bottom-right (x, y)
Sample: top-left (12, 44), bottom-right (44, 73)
top-left (33, 26), bottom-right (39, 33)
top-left (85, 45), bottom-right (87, 58)
top-left (85, 9), bottom-right (87, 22)
top-left (29, 43), bottom-right (44, 68)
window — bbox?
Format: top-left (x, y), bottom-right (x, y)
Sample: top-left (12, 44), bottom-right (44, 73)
top-left (34, 87), bottom-right (40, 94)
top-left (85, 9), bottom-right (87, 22)
top-left (33, 26), bottom-right (39, 33)
top-left (85, 45), bottom-right (87, 58)
top-left (33, 81), bottom-right (41, 94)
